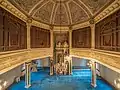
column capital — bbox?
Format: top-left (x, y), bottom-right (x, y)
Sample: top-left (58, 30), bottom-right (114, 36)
top-left (89, 18), bottom-right (95, 25)
top-left (90, 24), bottom-right (95, 29)
top-left (50, 25), bottom-right (54, 31)
top-left (69, 26), bottom-right (73, 31)
top-left (26, 17), bottom-right (33, 24)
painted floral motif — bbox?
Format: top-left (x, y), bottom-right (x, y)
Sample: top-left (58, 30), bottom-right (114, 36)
top-left (34, 1), bottom-right (54, 24)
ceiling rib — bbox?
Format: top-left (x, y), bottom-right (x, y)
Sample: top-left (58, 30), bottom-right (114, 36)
top-left (64, 3), bottom-right (72, 25)
top-left (50, 3), bottom-right (57, 24)
top-left (52, 3), bottom-right (59, 24)
top-left (63, 3), bottom-right (70, 25)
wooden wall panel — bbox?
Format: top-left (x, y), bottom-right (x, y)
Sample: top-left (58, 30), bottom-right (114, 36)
top-left (54, 31), bottom-right (69, 47)
top-left (30, 26), bottom-right (50, 48)
top-left (0, 7), bottom-right (27, 52)
top-left (95, 9), bottom-right (120, 52)
top-left (72, 27), bottom-right (91, 48)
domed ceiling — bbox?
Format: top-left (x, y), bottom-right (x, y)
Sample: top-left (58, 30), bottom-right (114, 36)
top-left (8, 0), bottom-right (115, 26)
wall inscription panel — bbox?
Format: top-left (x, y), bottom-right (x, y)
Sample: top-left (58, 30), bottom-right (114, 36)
top-left (95, 9), bottom-right (120, 52)
top-left (0, 7), bottom-right (27, 52)
top-left (30, 26), bottom-right (50, 48)
top-left (72, 27), bottom-right (91, 48)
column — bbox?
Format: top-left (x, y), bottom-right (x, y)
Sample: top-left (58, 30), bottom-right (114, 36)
top-left (90, 24), bottom-right (95, 49)
top-left (70, 57), bottom-right (72, 74)
top-left (25, 62), bottom-right (31, 88)
top-left (27, 23), bottom-right (31, 49)
top-left (69, 29), bottom-right (72, 55)
top-left (91, 61), bottom-right (97, 87)
top-left (50, 57), bottom-right (54, 75)
top-left (50, 28), bottom-right (53, 55)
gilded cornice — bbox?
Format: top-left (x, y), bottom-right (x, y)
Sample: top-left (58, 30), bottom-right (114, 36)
top-left (72, 21), bottom-right (90, 30)
top-left (95, 0), bottom-right (120, 23)
top-left (31, 20), bottom-right (50, 30)
top-left (0, 0), bottom-right (27, 22)
top-left (53, 26), bottom-right (69, 31)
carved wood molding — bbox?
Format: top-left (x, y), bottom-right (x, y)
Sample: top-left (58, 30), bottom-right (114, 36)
top-left (0, 48), bottom-right (53, 74)
top-left (71, 48), bottom-right (120, 73)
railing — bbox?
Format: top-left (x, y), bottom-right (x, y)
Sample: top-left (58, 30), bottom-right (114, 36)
top-left (71, 48), bottom-right (120, 73)
top-left (0, 48), bottom-right (120, 74)
top-left (0, 48), bottom-right (53, 74)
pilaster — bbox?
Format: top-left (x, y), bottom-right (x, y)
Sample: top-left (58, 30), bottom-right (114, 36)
top-left (69, 26), bottom-right (72, 55)
top-left (90, 24), bottom-right (95, 49)
top-left (26, 18), bottom-right (32, 49)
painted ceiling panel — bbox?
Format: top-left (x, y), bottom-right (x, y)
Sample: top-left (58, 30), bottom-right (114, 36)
top-left (8, 0), bottom-right (115, 26)
top-left (80, 0), bottom-right (115, 14)
top-left (9, 0), bottom-right (41, 12)
top-left (54, 4), bottom-right (69, 25)
top-left (68, 1), bottom-right (88, 24)
top-left (34, 1), bottom-right (54, 24)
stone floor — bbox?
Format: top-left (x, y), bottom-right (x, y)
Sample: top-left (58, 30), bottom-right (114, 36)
top-left (8, 68), bottom-right (114, 90)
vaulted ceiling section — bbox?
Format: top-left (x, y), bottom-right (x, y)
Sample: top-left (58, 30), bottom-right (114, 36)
top-left (8, 0), bottom-right (115, 26)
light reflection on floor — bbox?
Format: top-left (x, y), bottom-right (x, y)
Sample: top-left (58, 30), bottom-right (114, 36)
top-left (8, 68), bottom-right (114, 90)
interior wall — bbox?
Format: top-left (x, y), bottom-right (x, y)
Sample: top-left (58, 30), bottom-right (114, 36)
top-left (30, 26), bottom-right (50, 48)
top-left (99, 64), bottom-right (120, 89)
top-left (95, 9), bottom-right (120, 52)
top-left (0, 65), bottom-right (22, 89)
top-left (36, 57), bottom-right (50, 67)
top-left (72, 26), bottom-right (91, 48)
top-left (72, 57), bottom-right (87, 66)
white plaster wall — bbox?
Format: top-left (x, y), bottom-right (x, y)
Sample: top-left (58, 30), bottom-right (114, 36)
top-left (72, 57), bottom-right (87, 66)
top-left (0, 65), bottom-right (22, 89)
top-left (37, 57), bottom-right (49, 67)
top-left (99, 64), bottom-right (120, 89)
